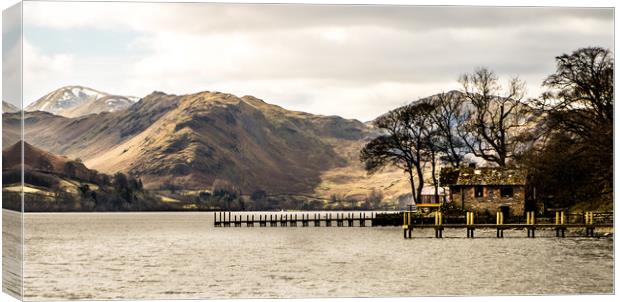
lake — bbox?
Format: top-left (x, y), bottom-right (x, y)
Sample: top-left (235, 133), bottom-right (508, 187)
top-left (3, 210), bottom-right (614, 300)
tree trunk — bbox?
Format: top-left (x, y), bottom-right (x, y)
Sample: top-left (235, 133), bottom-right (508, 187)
top-left (431, 150), bottom-right (439, 203)
top-left (415, 163), bottom-right (424, 204)
top-left (407, 168), bottom-right (417, 204)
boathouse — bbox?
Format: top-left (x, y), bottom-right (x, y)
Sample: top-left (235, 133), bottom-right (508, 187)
top-left (419, 186), bottom-right (446, 204)
top-left (440, 167), bottom-right (527, 217)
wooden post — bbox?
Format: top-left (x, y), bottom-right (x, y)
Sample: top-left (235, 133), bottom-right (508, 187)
top-left (496, 211), bottom-right (503, 238)
top-left (584, 212), bottom-right (587, 224)
top-left (525, 211), bottom-right (532, 225)
top-left (408, 210), bottom-right (412, 226)
top-left (467, 212), bottom-right (475, 238)
top-left (526, 211), bottom-right (530, 225)
top-left (527, 211), bottom-right (535, 225)
top-left (434, 211), bottom-right (443, 239)
top-left (527, 212), bottom-right (535, 238)
top-left (585, 211), bottom-right (594, 237)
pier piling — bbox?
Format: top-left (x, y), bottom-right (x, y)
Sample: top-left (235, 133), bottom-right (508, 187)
top-left (496, 212), bottom-right (504, 238)
top-left (466, 212), bottom-right (475, 238)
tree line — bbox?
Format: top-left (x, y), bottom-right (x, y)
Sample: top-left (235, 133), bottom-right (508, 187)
top-left (361, 47), bottom-right (613, 209)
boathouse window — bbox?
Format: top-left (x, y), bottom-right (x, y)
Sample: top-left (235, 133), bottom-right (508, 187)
top-left (474, 186), bottom-right (484, 197)
top-left (500, 187), bottom-right (514, 197)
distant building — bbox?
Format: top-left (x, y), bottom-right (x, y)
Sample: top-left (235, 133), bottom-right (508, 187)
top-left (397, 187), bottom-right (446, 212)
top-left (419, 186), bottom-right (446, 204)
top-left (440, 166), bottom-right (527, 217)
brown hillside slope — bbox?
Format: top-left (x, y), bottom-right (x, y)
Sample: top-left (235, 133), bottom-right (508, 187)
top-left (85, 91), bottom-right (369, 193)
top-left (2, 141), bottom-right (95, 179)
top-left (9, 90), bottom-right (376, 195)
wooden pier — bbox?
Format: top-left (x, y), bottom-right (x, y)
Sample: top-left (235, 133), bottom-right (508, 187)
top-left (214, 212), bottom-right (376, 227)
top-left (402, 210), bottom-right (613, 239)
top-left (212, 210), bottom-right (612, 238)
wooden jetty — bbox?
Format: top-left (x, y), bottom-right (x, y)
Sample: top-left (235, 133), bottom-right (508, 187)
top-left (402, 210), bottom-right (613, 239)
top-left (213, 210), bottom-right (612, 238)
top-left (214, 212), bottom-right (376, 227)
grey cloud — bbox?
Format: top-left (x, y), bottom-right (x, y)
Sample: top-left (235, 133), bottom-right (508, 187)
top-left (142, 4), bottom-right (613, 34)
top-left (22, 2), bottom-right (615, 120)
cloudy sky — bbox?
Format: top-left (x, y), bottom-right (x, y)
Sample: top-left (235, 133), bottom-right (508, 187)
top-left (16, 1), bottom-right (615, 121)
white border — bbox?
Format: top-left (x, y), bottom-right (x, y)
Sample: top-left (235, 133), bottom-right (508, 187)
top-left (1, 1), bottom-right (617, 302)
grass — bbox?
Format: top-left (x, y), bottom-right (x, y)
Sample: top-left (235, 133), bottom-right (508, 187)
top-left (159, 195), bottom-right (181, 203)
top-left (569, 198), bottom-right (613, 213)
top-left (3, 184), bottom-right (55, 197)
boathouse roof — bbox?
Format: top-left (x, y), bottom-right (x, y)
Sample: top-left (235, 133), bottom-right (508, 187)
top-left (420, 186), bottom-right (446, 196)
top-left (440, 167), bottom-right (526, 186)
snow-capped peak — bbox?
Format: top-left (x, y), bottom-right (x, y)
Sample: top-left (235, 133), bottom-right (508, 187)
top-left (25, 85), bottom-right (136, 117)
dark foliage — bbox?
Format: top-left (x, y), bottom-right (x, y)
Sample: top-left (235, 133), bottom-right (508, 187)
top-left (527, 47), bottom-right (613, 208)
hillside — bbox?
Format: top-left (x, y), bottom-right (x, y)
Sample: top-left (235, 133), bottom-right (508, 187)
top-left (25, 85), bottom-right (137, 117)
top-left (2, 101), bottom-right (19, 113)
top-left (85, 91), bottom-right (370, 193)
top-left (3, 141), bottom-right (94, 178)
top-left (6, 90), bottom-right (387, 197)
top-left (1, 141), bottom-right (176, 212)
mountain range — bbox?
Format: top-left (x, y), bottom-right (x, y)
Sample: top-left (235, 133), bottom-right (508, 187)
top-left (3, 86), bottom-right (414, 202)
top-left (25, 86), bottom-right (138, 118)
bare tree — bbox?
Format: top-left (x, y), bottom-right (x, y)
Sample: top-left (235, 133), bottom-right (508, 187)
top-left (360, 103), bottom-right (434, 203)
top-left (427, 91), bottom-right (467, 168)
top-left (458, 67), bottom-right (529, 167)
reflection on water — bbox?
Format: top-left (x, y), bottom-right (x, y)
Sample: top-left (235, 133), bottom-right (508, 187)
top-left (15, 211), bottom-right (614, 300)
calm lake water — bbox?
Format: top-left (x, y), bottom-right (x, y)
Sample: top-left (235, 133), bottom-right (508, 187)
top-left (6, 211), bottom-right (614, 300)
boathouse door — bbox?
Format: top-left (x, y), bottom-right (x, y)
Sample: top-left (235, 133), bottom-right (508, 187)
top-left (499, 205), bottom-right (510, 221)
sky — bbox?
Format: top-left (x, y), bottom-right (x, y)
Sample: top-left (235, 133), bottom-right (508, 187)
top-left (13, 1), bottom-right (615, 121)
